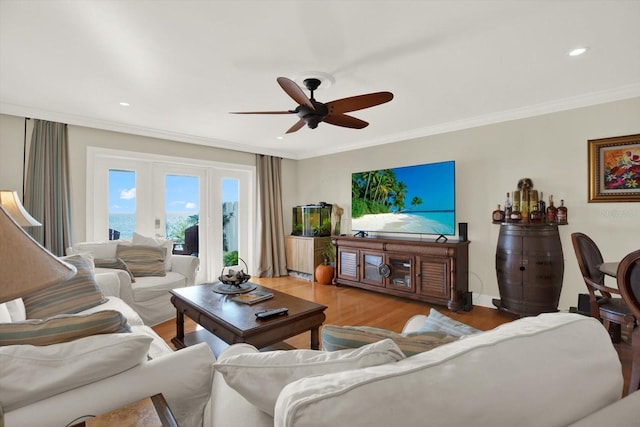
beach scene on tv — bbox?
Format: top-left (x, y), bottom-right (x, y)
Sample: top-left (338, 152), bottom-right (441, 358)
top-left (351, 161), bottom-right (456, 235)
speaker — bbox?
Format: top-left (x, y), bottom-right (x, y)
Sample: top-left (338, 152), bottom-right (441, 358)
top-left (458, 222), bottom-right (468, 242)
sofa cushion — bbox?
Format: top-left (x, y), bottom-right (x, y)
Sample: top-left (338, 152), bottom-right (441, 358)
top-left (130, 272), bottom-right (187, 303)
top-left (132, 232), bottom-right (174, 271)
top-left (68, 240), bottom-right (122, 259)
top-left (274, 313), bottom-right (623, 427)
top-left (215, 338), bottom-right (405, 417)
top-left (0, 332), bottom-right (153, 412)
top-left (0, 303), bottom-right (10, 322)
top-left (23, 255), bottom-right (106, 319)
top-left (116, 244), bottom-right (166, 277)
top-left (0, 310), bottom-right (131, 346)
top-left (1, 298), bottom-right (26, 322)
top-left (95, 258), bottom-right (135, 282)
top-left (321, 324), bottom-right (457, 356)
top-left (78, 296), bottom-right (145, 326)
top-left (413, 308), bottom-right (482, 337)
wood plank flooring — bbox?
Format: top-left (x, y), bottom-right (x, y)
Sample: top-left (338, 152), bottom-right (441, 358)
top-left (153, 275), bottom-right (632, 396)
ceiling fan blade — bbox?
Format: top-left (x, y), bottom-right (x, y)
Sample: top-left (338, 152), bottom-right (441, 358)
top-left (230, 110), bottom-right (294, 114)
top-left (277, 77), bottom-right (315, 111)
top-left (324, 113), bottom-right (369, 129)
top-left (286, 119), bottom-right (306, 134)
top-left (326, 92), bottom-right (394, 114)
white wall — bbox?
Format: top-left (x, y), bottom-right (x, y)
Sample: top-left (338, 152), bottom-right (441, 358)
top-left (283, 97), bottom-right (640, 310)
top-left (2, 97), bottom-right (639, 310)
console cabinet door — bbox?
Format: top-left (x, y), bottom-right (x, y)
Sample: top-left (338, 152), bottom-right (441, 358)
top-left (416, 255), bottom-right (451, 299)
top-left (337, 247), bottom-right (359, 281)
top-left (385, 253), bottom-right (415, 293)
top-left (361, 251), bottom-right (385, 287)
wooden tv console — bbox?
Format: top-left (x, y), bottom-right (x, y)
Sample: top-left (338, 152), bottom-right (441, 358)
top-left (332, 236), bottom-right (470, 311)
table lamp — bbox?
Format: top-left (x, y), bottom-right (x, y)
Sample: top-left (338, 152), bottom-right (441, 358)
top-left (0, 194), bottom-right (76, 304)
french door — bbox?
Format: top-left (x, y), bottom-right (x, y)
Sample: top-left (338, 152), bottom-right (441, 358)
top-left (87, 148), bottom-right (254, 282)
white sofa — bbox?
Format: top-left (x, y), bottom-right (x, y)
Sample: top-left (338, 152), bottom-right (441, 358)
top-left (5, 301), bottom-right (640, 427)
top-left (67, 238), bottom-right (200, 325)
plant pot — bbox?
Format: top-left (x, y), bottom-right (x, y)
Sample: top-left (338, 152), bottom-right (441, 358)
top-left (315, 263), bottom-right (334, 285)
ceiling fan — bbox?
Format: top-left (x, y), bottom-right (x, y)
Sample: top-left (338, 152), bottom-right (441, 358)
top-left (231, 77), bottom-right (394, 134)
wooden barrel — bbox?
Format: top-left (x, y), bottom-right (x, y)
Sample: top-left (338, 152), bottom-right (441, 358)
top-left (495, 224), bottom-right (564, 316)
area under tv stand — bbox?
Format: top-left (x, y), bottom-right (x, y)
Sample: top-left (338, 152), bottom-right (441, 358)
top-left (332, 235), bottom-right (470, 311)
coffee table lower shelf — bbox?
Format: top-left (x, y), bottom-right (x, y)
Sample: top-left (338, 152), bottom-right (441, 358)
top-left (173, 328), bottom-right (296, 357)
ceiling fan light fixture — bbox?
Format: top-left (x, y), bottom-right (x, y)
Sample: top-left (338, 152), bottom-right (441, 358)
top-left (568, 47), bottom-right (589, 57)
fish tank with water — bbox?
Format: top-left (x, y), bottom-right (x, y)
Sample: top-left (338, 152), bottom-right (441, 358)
top-left (292, 203), bottom-right (332, 237)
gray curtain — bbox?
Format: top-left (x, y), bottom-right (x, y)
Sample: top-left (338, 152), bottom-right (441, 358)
top-left (24, 119), bottom-right (72, 256)
top-left (255, 155), bottom-right (287, 277)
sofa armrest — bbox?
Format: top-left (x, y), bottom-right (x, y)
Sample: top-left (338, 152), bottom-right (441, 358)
top-left (567, 390), bottom-right (640, 427)
top-left (94, 271), bottom-right (121, 297)
top-left (95, 267), bottom-right (135, 307)
top-left (170, 255), bottom-right (200, 285)
top-left (5, 343), bottom-right (215, 427)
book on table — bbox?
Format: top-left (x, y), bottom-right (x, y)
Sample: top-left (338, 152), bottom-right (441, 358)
top-left (231, 290), bottom-right (274, 305)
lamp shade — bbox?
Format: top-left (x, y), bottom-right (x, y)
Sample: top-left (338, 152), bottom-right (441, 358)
top-left (0, 205), bottom-right (76, 303)
top-left (0, 190), bottom-right (41, 227)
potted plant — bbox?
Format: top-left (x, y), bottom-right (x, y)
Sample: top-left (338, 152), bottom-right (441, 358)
top-left (315, 240), bottom-right (336, 285)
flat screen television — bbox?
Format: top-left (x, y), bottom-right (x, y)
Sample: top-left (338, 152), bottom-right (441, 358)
top-left (351, 160), bottom-right (456, 236)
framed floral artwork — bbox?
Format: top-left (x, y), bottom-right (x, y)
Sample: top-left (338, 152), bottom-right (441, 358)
top-left (588, 134), bottom-right (640, 202)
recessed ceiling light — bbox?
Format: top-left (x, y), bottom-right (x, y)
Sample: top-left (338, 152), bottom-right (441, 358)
top-left (276, 136), bottom-right (284, 140)
top-left (568, 47), bottom-right (589, 57)
top-left (119, 102), bottom-right (130, 107)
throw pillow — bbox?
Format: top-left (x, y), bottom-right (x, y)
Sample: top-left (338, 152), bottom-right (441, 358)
top-left (412, 308), bottom-right (482, 337)
top-left (116, 244), bottom-right (166, 277)
top-left (95, 257), bottom-right (136, 282)
top-left (321, 324), bottom-right (457, 357)
top-left (23, 255), bottom-right (106, 319)
top-left (0, 332), bottom-right (153, 412)
top-left (214, 338), bottom-right (405, 416)
top-left (0, 310), bottom-right (131, 346)
top-left (132, 232), bottom-right (174, 270)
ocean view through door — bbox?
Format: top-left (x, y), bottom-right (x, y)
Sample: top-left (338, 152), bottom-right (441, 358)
top-left (89, 148), bottom-right (255, 283)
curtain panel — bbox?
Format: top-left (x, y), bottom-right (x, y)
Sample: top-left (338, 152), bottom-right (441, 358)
top-left (24, 119), bottom-right (72, 256)
top-left (255, 155), bottom-right (287, 277)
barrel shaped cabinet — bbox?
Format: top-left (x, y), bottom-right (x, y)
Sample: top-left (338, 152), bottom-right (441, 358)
top-left (493, 224), bottom-right (564, 316)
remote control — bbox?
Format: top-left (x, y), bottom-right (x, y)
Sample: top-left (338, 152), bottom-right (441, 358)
top-left (255, 307), bottom-right (288, 319)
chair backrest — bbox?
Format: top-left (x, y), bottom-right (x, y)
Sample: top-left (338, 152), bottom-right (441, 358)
top-left (617, 249), bottom-right (640, 320)
top-left (571, 232), bottom-right (605, 286)
top-left (184, 225), bottom-right (199, 255)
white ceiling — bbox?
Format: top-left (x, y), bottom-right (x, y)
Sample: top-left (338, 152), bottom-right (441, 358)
top-left (1, 1), bottom-right (639, 160)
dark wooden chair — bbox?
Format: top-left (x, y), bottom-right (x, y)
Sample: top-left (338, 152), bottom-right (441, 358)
top-left (108, 228), bottom-right (120, 240)
top-left (571, 232), bottom-right (635, 343)
top-left (617, 249), bottom-right (640, 394)
top-left (172, 225), bottom-right (199, 256)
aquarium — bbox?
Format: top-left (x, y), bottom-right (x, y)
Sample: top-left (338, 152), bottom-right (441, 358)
top-left (292, 204), bottom-right (332, 237)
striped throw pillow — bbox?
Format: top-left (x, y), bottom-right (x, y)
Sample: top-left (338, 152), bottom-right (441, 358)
top-left (414, 308), bottom-right (482, 337)
top-left (95, 257), bottom-right (136, 282)
top-left (321, 325), bottom-right (457, 357)
top-left (0, 310), bottom-right (131, 346)
top-left (23, 255), bottom-right (106, 319)
top-left (115, 244), bottom-right (166, 277)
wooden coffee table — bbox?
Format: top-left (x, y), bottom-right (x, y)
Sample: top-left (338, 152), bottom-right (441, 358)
top-left (170, 283), bottom-right (327, 355)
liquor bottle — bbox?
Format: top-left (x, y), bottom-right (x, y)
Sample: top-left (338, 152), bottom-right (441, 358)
top-left (510, 209), bottom-right (522, 222)
top-left (557, 199), bottom-right (568, 224)
top-left (520, 189), bottom-right (529, 223)
top-left (492, 204), bottom-right (505, 223)
top-left (546, 194), bottom-right (558, 223)
top-left (504, 192), bottom-right (512, 221)
top-left (537, 191), bottom-right (546, 223)
top-left (512, 190), bottom-right (520, 216)
top-left (529, 205), bottom-right (543, 223)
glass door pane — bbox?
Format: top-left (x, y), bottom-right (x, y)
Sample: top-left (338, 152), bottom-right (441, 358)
top-left (108, 169), bottom-right (136, 240)
top-left (222, 178), bottom-right (238, 266)
top-left (165, 174), bottom-right (200, 256)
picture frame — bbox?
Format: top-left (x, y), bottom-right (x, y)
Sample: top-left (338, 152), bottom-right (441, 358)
top-left (588, 134), bottom-right (640, 203)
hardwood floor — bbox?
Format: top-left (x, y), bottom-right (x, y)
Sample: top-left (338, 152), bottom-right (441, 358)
top-left (153, 275), bottom-right (632, 396)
